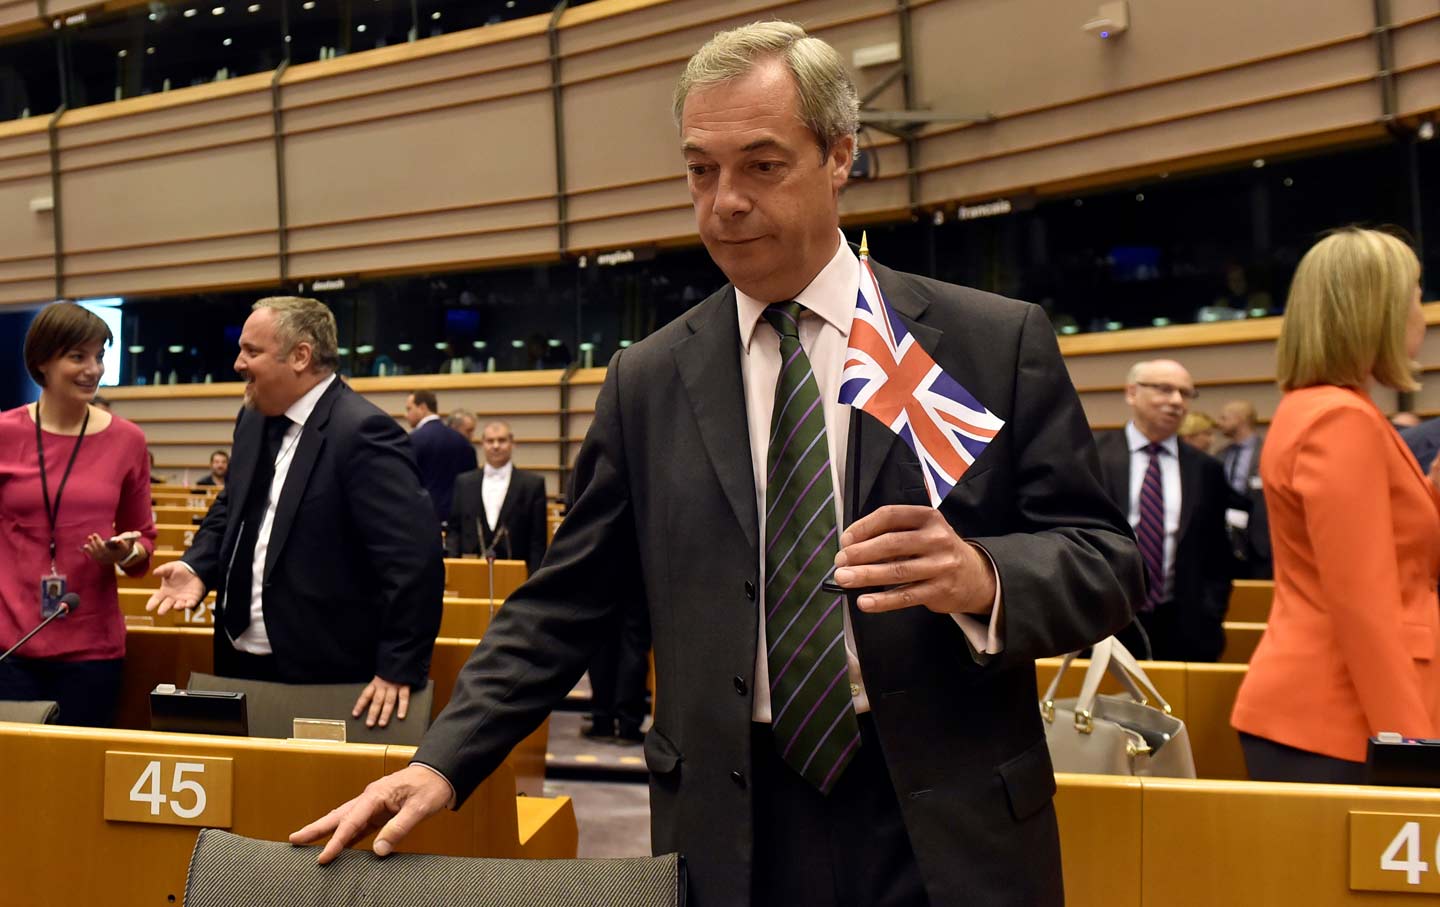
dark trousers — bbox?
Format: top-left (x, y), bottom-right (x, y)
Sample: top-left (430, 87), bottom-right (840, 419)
top-left (0, 655), bottom-right (124, 727)
top-left (751, 715), bottom-right (928, 907)
top-left (1240, 732), bottom-right (1366, 784)
top-left (213, 636), bottom-right (280, 682)
top-left (588, 603), bottom-right (651, 734)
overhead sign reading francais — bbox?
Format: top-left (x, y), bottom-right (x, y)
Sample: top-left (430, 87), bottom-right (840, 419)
top-left (958, 199), bottom-right (1013, 221)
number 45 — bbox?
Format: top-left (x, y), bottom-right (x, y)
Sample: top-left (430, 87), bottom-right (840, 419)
top-left (129, 761), bottom-right (208, 819)
top-left (1382, 821), bottom-right (1434, 885)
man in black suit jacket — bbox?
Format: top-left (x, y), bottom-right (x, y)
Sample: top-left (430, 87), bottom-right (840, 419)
top-left (445, 420), bottom-right (548, 576)
top-left (147, 297), bottom-right (444, 728)
top-left (295, 25), bottom-right (1140, 906)
top-left (405, 389), bottom-right (477, 525)
top-left (1402, 417), bottom-right (1440, 474)
top-left (1095, 360), bottom-right (1235, 662)
top-left (1215, 400), bottom-right (1271, 579)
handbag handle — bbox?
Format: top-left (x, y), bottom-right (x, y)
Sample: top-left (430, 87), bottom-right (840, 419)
top-left (1040, 637), bottom-right (1173, 733)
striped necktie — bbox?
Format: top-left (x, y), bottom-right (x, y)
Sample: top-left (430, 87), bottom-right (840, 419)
top-left (1136, 442), bottom-right (1166, 612)
top-left (762, 301), bottom-right (860, 794)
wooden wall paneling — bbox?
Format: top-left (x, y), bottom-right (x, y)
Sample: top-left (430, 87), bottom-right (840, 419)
top-left (908, 0), bottom-right (1374, 130)
top-left (0, 118), bottom-right (58, 305)
top-left (566, 206), bottom-right (697, 252)
top-left (1392, 16), bottom-right (1440, 72)
top-left (565, 178), bottom-right (689, 225)
top-left (0, 0), bottom-right (39, 32)
top-left (1396, 66), bottom-right (1440, 118)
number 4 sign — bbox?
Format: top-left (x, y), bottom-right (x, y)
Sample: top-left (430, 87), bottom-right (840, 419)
top-left (1352, 812), bottom-right (1440, 893)
top-left (103, 752), bottom-right (233, 828)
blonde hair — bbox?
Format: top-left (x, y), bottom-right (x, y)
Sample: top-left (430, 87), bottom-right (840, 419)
top-left (1180, 412), bottom-right (1216, 437)
top-left (254, 296), bottom-right (339, 372)
top-left (673, 21), bottom-right (859, 154)
top-left (1276, 228), bottom-right (1421, 392)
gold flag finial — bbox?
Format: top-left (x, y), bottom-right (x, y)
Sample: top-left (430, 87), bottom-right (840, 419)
top-left (859, 231), bottom-right (870, 259)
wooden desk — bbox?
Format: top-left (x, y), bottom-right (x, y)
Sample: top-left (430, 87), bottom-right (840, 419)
top-left (117, 588), bottom-right (496, 638)
top-left (1228, 580), bottom-right (1273, 623)
top-left (1221, 621), bottom-right (1265, 664)
top-left (151, 505), bottom-right (207, 525)
top-left (0, 723), bottom-right (574, 907)
top-left (443, 558), bottom-right (527, 599)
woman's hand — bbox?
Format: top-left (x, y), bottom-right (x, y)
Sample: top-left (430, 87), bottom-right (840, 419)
top-left (82, 532), bottom-right (134, 567)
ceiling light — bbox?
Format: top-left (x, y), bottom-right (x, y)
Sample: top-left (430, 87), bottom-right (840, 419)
top-left (434, 341), bottom-right (448, 350)
top-left (618, 340), bottom-right (633, 348)
top-left (356, 23), bottom-right (366, 32)
top-left (128, 345), bottom-right (145, 354)
top-left (248, 2), bottom-right (260, 9)
top-left (184, 8), bottom-right (198, 17)
top-left (1283, 177), bottom-right (1294, 187)
top-left (1248, 307), bottom-right (1269, 318)
top-left (302, 1), bottom-right (314, 9)
top-left (472, 341), bottom-right (486, 349)
top-left (356, 344), bottom-right (375, 355)
top-left (1104, 321), bottom-right (1123, 332)
top-left (148, 12), bottom-right (158, 20)
top-left (431, 11), bottom-right (440, 19)
top-left (1252, 158), bottom-right (1266, 168)
top-left (337, 347), bottom-right (350, 356)
top-left (222, 37), bottom-right (232, 45)
top-left (578, 342), bottom-right (595, 352)
top-left (212, 6), bottom-right (225, 14)
top-left (146, 46), bottom-right (155, 54)
top-left (1059, 325), bottom-right (1079, 335)
top-left (547, 339), bottom-right (562, 347)
top-left (505, 0), bottom-right (515, 6)
top-left (117, 49), bottom-right (127, 57)
top-left (1134, 193), bottom-right (1145, 202)
top-left (1418, 120), bottom-right (1435, 142)
top-left (510, 340), bottom-right (525, 349)
top-left (167, 345), bottom-right (184, 353)
top-left (397, 343), bottom-right (413, 352)
top-left (1151, 317), bottom-right (1170, 327)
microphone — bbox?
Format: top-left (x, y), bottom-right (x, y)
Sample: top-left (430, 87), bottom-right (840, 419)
top-left (483, 525), bottom-right (510, 561)
top-left (0, 593), bottom-right (80, 665)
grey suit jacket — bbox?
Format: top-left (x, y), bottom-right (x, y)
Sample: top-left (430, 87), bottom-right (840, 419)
top-left (414, 263), bottom-right (1142, 906)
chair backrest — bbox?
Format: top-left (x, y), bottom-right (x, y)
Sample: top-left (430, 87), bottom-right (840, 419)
top-left (185, 829), bottom-right (685, 907)
top-left (0, 700), bottom-right (59, 724)
top-left (187, 673), bottom-right (434, 745)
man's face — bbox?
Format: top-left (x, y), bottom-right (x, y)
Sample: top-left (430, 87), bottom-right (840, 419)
top-left (234, 308), bottom-right (308, 416)
top-left (1125, 361), bottom-right (1194, 442)
top-left (403, 395), bottom-right (427, 428)
top-left (457, 414), bottom-right (476, 440)
top-left (210, 453), bottom-right (229, 479)
top-left (681, 58), bottom-right (853, 303)
top-left (481, 424), bottom-right (513, 469)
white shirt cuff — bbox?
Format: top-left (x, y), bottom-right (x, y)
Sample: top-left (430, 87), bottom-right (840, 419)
top-left (952, 543), bottom-right (1004, 660)
top-left (409, 761), bottom-right (458, 810)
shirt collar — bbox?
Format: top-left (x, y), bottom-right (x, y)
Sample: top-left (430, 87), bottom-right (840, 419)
top-left (284, 373), bottom-right (336, 428)
top-left (484, 461), bottom-right (513, 479)
top-left (737, 230), bottom-right (857, 351)
top-left (416, 414), bottom-right (440, 428)
top-left (1125, 421), bottom-right (1178, 456)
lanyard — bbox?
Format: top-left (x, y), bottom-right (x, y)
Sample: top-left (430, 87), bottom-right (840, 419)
top-left (35, 400), bottom-right (90, 571)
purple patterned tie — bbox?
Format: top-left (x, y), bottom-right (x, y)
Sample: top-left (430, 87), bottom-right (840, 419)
top-left (1136, 442), bottom-right (1166, 612)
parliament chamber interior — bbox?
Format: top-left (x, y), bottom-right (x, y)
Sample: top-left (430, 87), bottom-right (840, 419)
top-left (1, 0), bottom-right (1439, 903)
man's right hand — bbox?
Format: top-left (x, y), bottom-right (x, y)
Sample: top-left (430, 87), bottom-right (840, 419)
top-left (289, 764), bottom-right (454, 864)
top-left (145, 562), bottom-right (206, 615)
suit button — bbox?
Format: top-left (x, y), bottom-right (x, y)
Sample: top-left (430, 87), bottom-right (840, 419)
top-left (744, 581), bottom-right (756, 601)
top-left (733, 675), bottom-right (747, 696)
top-left (731, 770), bottom-right (746, 788)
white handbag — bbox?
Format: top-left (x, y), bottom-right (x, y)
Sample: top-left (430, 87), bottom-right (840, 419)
top-left (1039, 636), bottom-right (1196, 778)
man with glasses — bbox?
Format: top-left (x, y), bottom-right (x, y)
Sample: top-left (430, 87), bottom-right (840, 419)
top-left (1094, 359), bottom-right (1235, 661)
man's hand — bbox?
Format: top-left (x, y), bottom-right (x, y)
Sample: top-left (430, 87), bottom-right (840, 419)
top-left (145, 562), bottom-right (205, 615)
top-left (832, 504), bottom-right (996, 616)
top-left (289, 764), bottom-right (453, 864)
top-left (353, 676), bottom-right (410, 728)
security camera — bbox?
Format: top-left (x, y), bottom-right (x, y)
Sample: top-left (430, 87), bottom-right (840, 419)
top-left (1083, 1), bottom-right (1129, 38)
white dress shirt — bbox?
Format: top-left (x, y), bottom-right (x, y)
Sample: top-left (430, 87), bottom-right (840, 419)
top-left (414, 413), bottom-right (440, 429)
top-left (738, 232), bottom-right (1002, 722)
top-left (482, 461), bottom-right (513, 532)
top-left (1124, 422), bottom-right (1182, 601)
top-left (232, 373), bottom-right (337, 654)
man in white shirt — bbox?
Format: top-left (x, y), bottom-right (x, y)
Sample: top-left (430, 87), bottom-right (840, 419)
top-left (445, 421), bottom-right (548, 576)
top-left (1094, 360), bottom-right (1235, 661)
top-left (147, 297), bottom-right (443, 728)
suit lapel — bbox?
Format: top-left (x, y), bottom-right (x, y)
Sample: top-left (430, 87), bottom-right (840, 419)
top-left (673, 287), bottom-right (759, 550)
top-left (1176, 442), bottom-right (1199, 543)
top-left (263, 379), bottom-right (340, 579)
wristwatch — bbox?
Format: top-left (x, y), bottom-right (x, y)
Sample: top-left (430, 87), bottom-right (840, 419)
top-left (118, 542), bottom-right (146, 569)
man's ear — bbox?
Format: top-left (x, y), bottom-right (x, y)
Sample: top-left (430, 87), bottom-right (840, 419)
top-left (290, 341), bottom-right (314, 373)
top-left (828, 134), bottom-right (855, 191)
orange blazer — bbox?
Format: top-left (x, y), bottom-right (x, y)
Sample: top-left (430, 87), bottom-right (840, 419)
top-left (1232, 386), bottom-right (1440, 762)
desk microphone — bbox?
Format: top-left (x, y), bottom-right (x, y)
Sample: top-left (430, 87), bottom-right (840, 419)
top-left (0, 593), bottom-right (80, 665)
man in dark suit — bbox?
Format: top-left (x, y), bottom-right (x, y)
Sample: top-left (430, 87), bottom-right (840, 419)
top-left (445, 420), bottom-right (548, 576)
top-left (294, 24), bottom-right (1140, 906)
top-left (1215, 399), bottom-right (1271, 579)
top-left (146, 297), bottom-right (444, 728)
top-left (1402, 417), bottom-right (1440, 474)
top-left (1095, 360), bottom-right (1235, 662)
top-left (405, 389), bottom-right (477, 526)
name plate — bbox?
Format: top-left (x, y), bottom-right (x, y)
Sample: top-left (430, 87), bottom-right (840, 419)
top-left (1351, 811), bottom-right (1440, 893)
top-left (104, 752), bottom-right (233, 828)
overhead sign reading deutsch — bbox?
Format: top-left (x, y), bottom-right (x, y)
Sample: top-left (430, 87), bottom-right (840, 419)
top-left (958, 199), bottom-right (1013, 221)
top-left (311, 279), bottom-right (347, 292)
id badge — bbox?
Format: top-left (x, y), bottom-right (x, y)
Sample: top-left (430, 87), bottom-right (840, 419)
top-left (40, 573), bottom-right (68, 619)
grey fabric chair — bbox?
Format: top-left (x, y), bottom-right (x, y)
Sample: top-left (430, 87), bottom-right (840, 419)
top-left (184, 829), bottom-right (685, 907)
top-left (0, 700), bottom-right (59, 724)
top-left (187, 673), bottom-right (434, 745)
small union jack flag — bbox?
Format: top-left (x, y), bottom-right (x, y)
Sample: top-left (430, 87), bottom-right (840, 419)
top-left (838, 236), bottom-right (1006, 507)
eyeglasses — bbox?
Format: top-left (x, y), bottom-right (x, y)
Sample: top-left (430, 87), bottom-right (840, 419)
top-left (1136, 381), bottom-right (1199, 401)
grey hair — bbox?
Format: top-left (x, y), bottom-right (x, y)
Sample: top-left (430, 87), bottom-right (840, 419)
top-left (673, 21), bottom-right (859, 154)
top-left (253, 296), bottom-right (339, 372)
top-left (445, 409), bottom-right (476, 428)
top-left (1125, 361), bottom-right (1152, 385)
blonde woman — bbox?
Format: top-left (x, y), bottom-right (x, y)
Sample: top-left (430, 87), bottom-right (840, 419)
top-left (1232, 228), bottom-right (1437, 782)
top-left (1179, 411), bottom-right (1218, 452)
